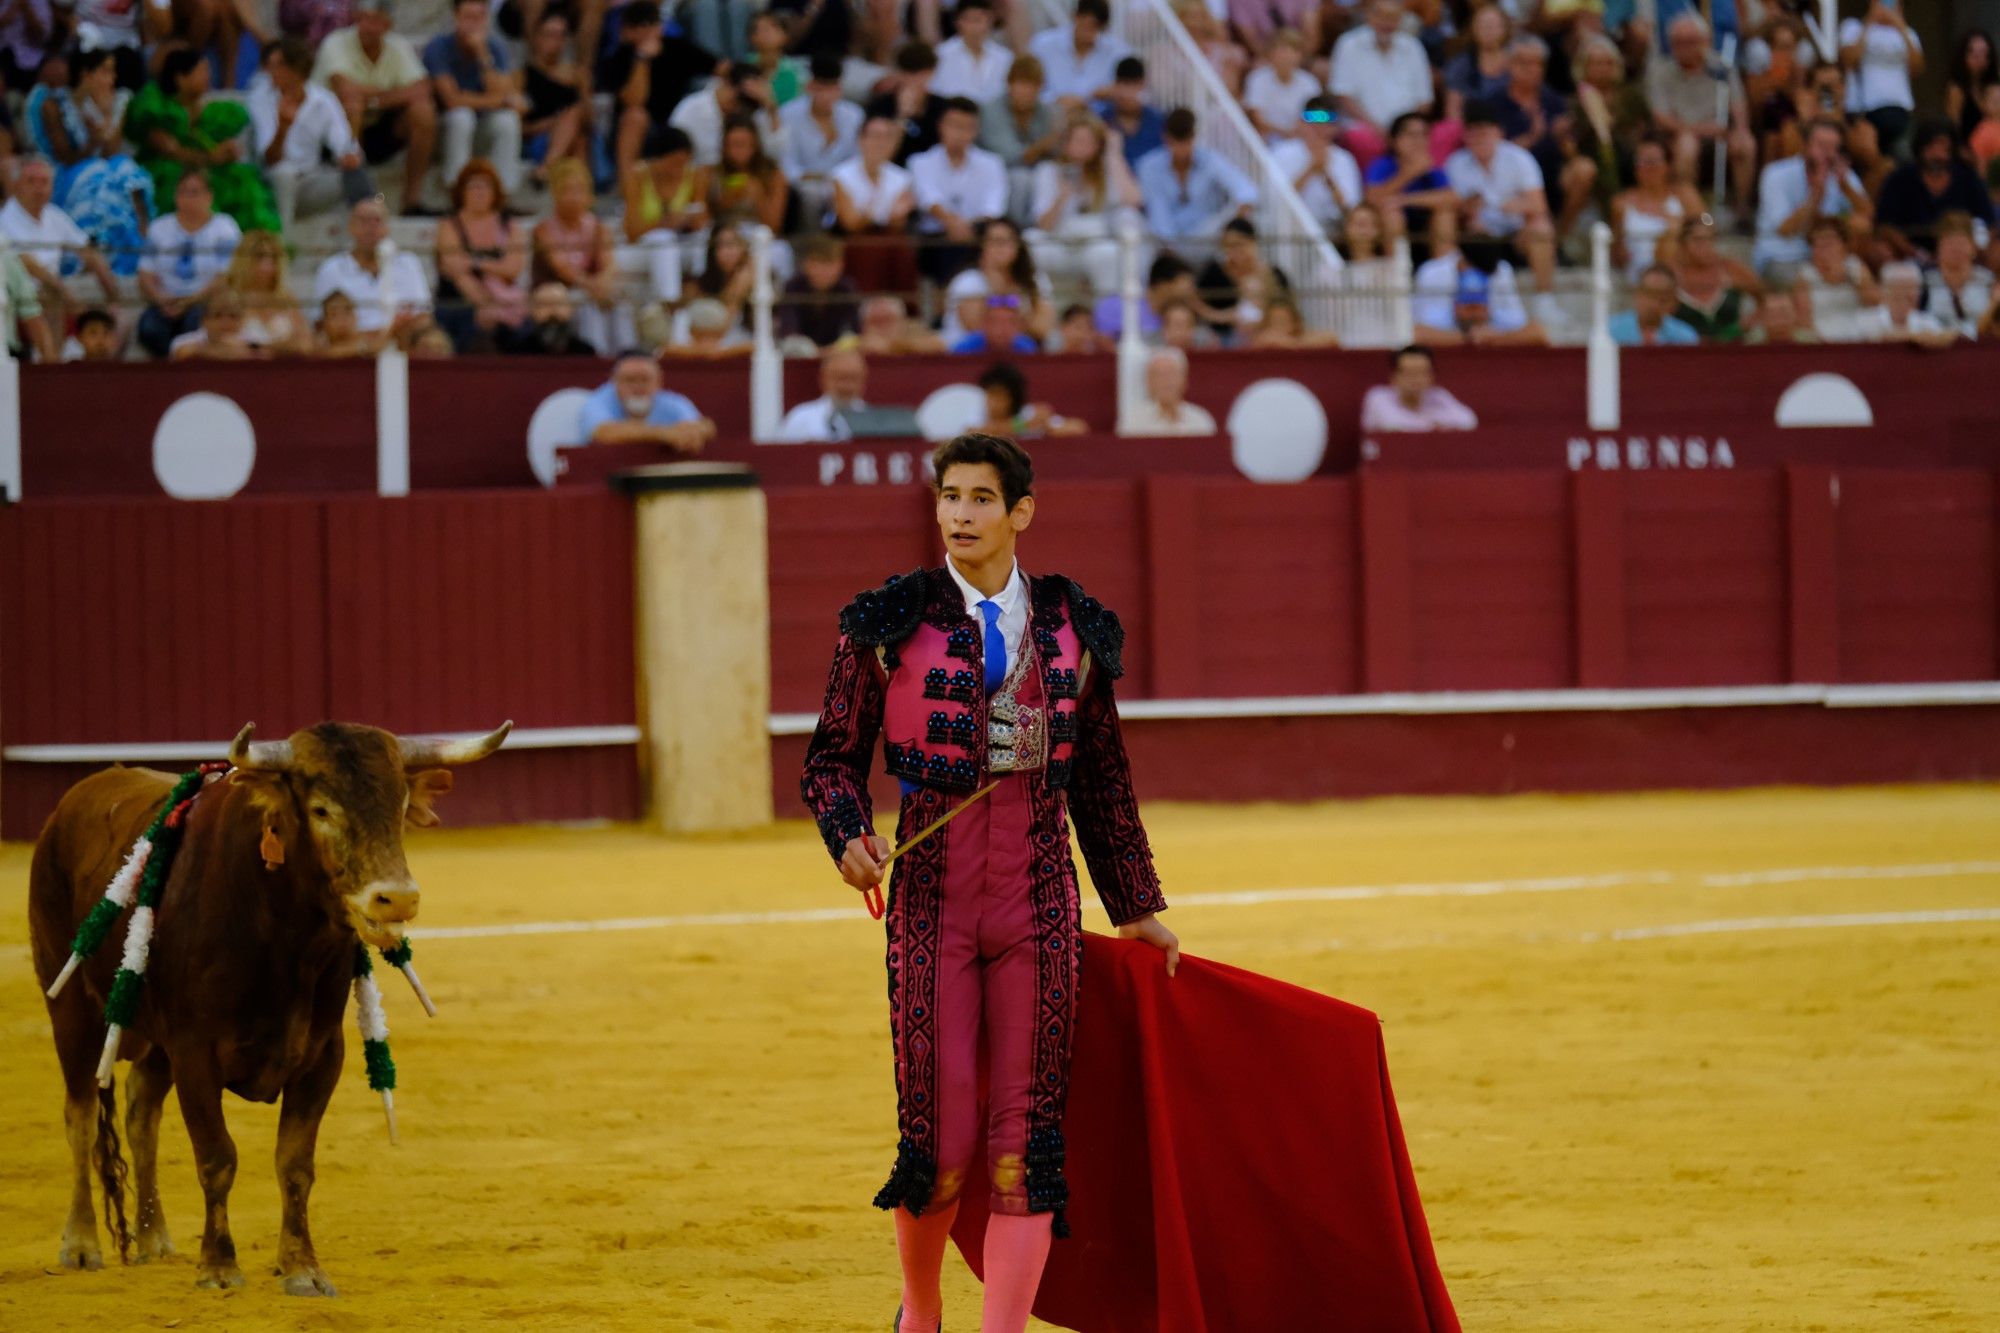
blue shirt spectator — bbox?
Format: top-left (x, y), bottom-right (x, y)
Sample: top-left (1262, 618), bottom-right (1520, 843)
top-left (952, 295), bottom-right (1039, 353)
top-left (579, 354), bottom-right (715, 445)
top-left (1608, 310), bottom-right (1700, 344)
top-left (951, 331), bottom-right (1040, 354)
top-left (1135, 112), bottom-right (1258, 245)
top-left (1028, 0), bottom-right (1129, 103)
top-left (1094, 57), bottom-right (1165, 167)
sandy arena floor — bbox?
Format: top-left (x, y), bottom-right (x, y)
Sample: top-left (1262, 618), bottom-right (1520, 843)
top-left (2, 784), bottom-right (1997, 1332)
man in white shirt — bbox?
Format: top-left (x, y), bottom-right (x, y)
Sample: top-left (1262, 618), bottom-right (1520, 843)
top-left (254, 38), bottom-right (367, 230)
top-left (1269, 95), bottom-right (1363, 234)
top-left (1444, 102), bottom-right (1556, 291)
top-left (136, 173), bottom-right (243, 358)
top-left (782, 53), bottom-right (865, 225)
top-left (0, 156), bottom-right (120, 329)
top-left (314, 197), bottom-right (433, 334)
top-left (1752, 117), bottom-right (1873, 277)
top-left (670, 63), bottom-right (782, 167)
top-left (1329, 0), bottom-right (1436, 163)
top-left (779, 344), bottom-right (871, 441)
top-left (313, 0), bottom-right (439, 216)
top-left (1241, 29), bottom-right (1322, 143)
top-left (908, 96), bottom-right (1008, 281)
top-left (1027, 0), bottom-right (1128, 108)
top-left (1123, 347), bottom-right (1218, 436)
top-left (1411, 249), bottom-right (1547, 346)
top-left (932, 0), bottom-right (1010, 105)
top-left (1856, 261), bottom-right (1956, 347)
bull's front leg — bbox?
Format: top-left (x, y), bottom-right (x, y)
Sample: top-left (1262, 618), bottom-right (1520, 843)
top-left (274, 1034), bottom-right (344, 1297)
top-left (172, 1058), bottom-right (244, 1289)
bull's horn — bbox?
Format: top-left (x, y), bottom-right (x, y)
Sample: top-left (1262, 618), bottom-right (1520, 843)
top-left (399, 721), bottom-right (513, 767)
top-left (228, 723), bottom-right (295, 772)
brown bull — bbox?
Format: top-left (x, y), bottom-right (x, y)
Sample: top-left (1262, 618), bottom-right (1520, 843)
top-left (28, 719), bottom-right (509, 1295)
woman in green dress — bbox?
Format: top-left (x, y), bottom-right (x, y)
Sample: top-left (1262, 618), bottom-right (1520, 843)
top-left (126, 45), bottom-right (280, 234)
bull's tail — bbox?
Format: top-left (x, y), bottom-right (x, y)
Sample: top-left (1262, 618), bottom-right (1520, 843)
top-left (94, 1079), bottom-right (131, 1265)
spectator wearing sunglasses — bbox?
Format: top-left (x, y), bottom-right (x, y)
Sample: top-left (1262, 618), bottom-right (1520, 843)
top-left (949, 292), bottom-right (1041, 353)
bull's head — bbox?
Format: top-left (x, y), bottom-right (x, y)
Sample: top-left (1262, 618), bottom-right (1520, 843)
top-left (227, 720), bottom-right (512, 949)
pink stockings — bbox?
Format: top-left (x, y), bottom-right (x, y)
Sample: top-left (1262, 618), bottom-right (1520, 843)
top-left (894, 1206), bottom-right (1054, 1333)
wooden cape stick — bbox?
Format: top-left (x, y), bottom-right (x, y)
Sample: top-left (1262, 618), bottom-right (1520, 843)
top-left (860, 780), bottom-right (1001, 920)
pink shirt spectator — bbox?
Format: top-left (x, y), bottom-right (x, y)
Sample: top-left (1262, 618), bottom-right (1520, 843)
top-left (1360, 384), bottom-right (1478, 432)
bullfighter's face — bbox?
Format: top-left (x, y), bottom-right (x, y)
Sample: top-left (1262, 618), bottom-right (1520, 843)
top-left (936, 461), bottom-right (1033, 573)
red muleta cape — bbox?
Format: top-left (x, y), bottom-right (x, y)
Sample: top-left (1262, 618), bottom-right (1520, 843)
top-left (950, 935), bottom-right (1462, 1333)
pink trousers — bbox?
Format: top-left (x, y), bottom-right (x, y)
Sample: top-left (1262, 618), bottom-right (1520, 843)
top-left (927, 772), bottom-right (1039, 1215)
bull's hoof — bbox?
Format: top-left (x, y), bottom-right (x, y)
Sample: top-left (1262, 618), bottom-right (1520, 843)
top-left (134, 1228), bottom-right (175, 1263)
top-left (195, 1263), bottom-right (246, 1290)
top-left (56, 1238), bottom-right (103, 1271)
top-left (281, 1267), bottom-right (339, 1298)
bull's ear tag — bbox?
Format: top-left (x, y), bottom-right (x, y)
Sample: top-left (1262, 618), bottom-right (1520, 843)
top-left (260, 825), bottom-right (285, 870)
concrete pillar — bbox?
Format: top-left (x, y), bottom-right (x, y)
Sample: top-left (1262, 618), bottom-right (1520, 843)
top-left (618, 463), bottom-right (772, 832)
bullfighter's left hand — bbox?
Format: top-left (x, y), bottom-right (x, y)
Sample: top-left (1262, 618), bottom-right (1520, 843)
top-left (1118, 913), bottom-right (1179, 978)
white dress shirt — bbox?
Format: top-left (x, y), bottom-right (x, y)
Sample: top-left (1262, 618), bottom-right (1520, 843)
top-left (933, 35), bottom-right (1012, 104)
top-left (830, 158), bottom-right (915, 226)
top-left (1028, 25), bottom-right (1131, 103)
top-left (1329, 27), bottom-right (1433, 129)
top-left (778, 395), bottom-right (862, 442)
top-left (313, 249), bottom-right (432, 330)
top-left (946, 556), bottom-right (1027, 679)
top-left (250, 78), bottom-right (358, 171)
top-left (1443, 142), bottom-right (1545, 237)
top-left (908, 143), bottom-right (1008, 232)
top-left (0, 197), bottom-right (91, 276)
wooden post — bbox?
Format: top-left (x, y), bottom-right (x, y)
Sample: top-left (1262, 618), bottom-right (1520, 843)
top-left (618, 463), bottom-right (773, 833)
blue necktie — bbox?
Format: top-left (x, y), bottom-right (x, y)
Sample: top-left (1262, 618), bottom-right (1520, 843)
top-left (978, 600), bottom-right (1006, 694)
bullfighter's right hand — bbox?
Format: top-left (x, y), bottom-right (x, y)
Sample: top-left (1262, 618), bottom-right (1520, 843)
top-left (840, 834), bottom-right (891, 892)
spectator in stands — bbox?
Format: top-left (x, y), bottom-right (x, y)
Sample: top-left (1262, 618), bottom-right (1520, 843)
top-left (1856, 261), bottom-right (1955, 346)
top-left (944, 216), bottom-right (1053, 343)
top-left (497, 281), bottom-right (598, 354)
top-left (782, 53), bottom-right (865, 224)
top-left (1744, 16), bottom-right (1812, 163)
top-left (1330, 0), bottom-right (1447, 168)
top-left (767, 0), bottom-right (853, 64)
top-left (1174, 0), bottom-right (1248, 97)
top-left (1030, 0), bottom-right (1127, 108)
top-left (533, 158), bottom-right (628, 353)
top-left (73, 307), bottom-right (122, 362)
top-left (1922, 212), bottom-right (1991, 339)
top-left (1875, 120), bottom-right (1995, 267)
top-left (911, 95), bottom-right (1009, 282)
top-left (1446, 101), bottom-right (1556, 293)
top-left (690, 222), bottom-right (756, 327)
top-left (672, 62), bottom-right (781, 169)
top-left (1249, 295), bottom-right (1338, 348)
top-left (832, 114), bottom-right (920, 299)
top-left (1668, 213), bottom-right (1761, 342)
top-left (1648, 15), bottom-right (1757, 224)
top-left (1493, 38), bottom-right (1586, 240)
top-left (1055, 301), bottom-right (1111, 352)
top-left (1947, 31), bottom-right (1997, 146)
top-left (1793, 216), bottom-right (1878, 342)
top-left (1570, 33), bottom-right (1653, 218)
top-left (1028, 111), bottom-right (1140, 297)
top-left (425, 0), bottom-right (526, 196)
top-left (521, 10), bottom-right (587, 188)
top-left (779, 343), bottom-right (871, 440)
top-left (1243, 29), bottom-right (1323, 144)
top-left (410, 323), bottom-right (457, 358)
top-left (778, 234), bottom-right (862, 348)
top-left (435, 158), bottom-right (527, 349)
top-left (64, 0), bottom-right (145, 91)
top-left (976, 359), bottom-right (1087, 435)
top-left (1799, 63), bottom-right (1893, 200)
top-left (934, 0), bottom-right (1009, 104)
top-left (225, 229), bottom-right (313, 352)
top-left (1746, 288), bottom-right (1819, 344)
top-left (0, 156), bottom-right (120, 332)
top-left (746, 10), bottom-right (802, 106)
top-left (701, 114), bottom-right (792, 235)
top-left (1443, 4), bottom-right (1512, 125)
top-left (951, 292), bottom-right (1039, 354)
top-left (1156, 299), bottom-right (1213, 351)
top-left (2, 252), bottom-right (57, 361)
top-left (1411, 248), bottom-right (1547, 346)
top-left (1093, 251), bottom-right (1193, 339)
top-left (1125, 346), bottom-right (1217, 436)
top-left (1360, 344), bottom-right (1478, 431)
top-left (857, 293), bottom-right (946, 352)
top-left (1136, 108), bottom-right (1258, 259)
top-left (254, 38), bottom-right (368, 232)
top-left (602, 1), bottom-right (719, 176)
top-left (314, 196), bottom-right (429, 335)
top-left (868, 41), bottom-right (947, 165)
top-left (1271, 95), bottom-right (1362, 238)
top-left (1365, 110), bottom-right (1458, 259)
top-left (1839, 2), bottom-right (1922, 159)
top-left (1970, 84), bottom-right (2000, 177)
top-left (621, 126), bottom-right (704, 307)
top-left (0, 2), bottom-right (58, 93)
top-left (1752, 116), bottom-right (1872, 279)
top-left (22, 50), bottom-right (150, 278)
top-left (662, 296), bottom-right (753, 357)
top-left (313, 289), bottom-right (385, 356)
top-left (1096, 57), bottom-right (1165, 169)
top-left (129, 45), bottom-right (279, 232)
top-left (1608, 262), bottom-right (1701, 345)
top-left (1196, 217), bottom-right (1292, 339)
top-left (281, 0), bottom-right (357, 48)
top-left (314, 0), bottom-right (439, 217)
top-left (981, 53), bottom-right (1061, 220)
top-left (137, 172), bottom-right (242, 358)
top-left (1612, 137), bottom-right (1704, 284)
top-left (170, 290), bottom-right (267, 360)
top-left (580, 351), bottom-right (718, 448)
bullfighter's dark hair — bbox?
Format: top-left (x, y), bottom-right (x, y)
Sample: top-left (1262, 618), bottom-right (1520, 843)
top-left (932, 433), bottom-right (1034, 510)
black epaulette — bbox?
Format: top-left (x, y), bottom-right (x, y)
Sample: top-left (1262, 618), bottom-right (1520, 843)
top-left (1056, 576), bottom-right (1125, 680)
top-left (838, 568), bottom-right (931, 645)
